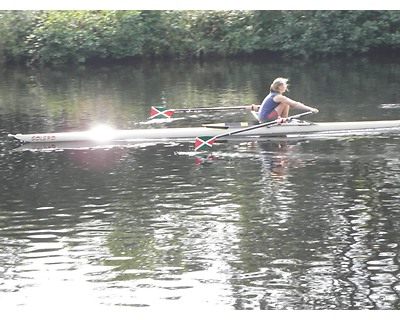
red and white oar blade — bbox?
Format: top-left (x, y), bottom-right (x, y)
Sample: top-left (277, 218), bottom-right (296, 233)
top-left (194, 136), bottom-right (217, 151)
top-left (149, 106), bottom-right (175, 119)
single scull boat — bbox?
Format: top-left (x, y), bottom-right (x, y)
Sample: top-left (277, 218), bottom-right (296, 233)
top-left (8, 118), bottom-right (400, 143)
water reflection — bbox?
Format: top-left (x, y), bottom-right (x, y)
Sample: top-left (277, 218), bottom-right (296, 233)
top-left (212, 137), bottom-right (400, 309)
top-left (1, 58), bottom-right (400, 309)
top-left (2, 136), bottom-right (400, 309)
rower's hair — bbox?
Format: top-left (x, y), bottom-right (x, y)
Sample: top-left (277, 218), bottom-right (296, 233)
top-left (270, 77), bottom-right (289, 93)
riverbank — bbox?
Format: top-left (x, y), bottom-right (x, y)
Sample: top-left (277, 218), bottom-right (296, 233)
top-left (1, 10), bottom-right (400, 67)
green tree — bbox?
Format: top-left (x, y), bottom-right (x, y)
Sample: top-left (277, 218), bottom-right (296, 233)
top-left (1, 10), bottom-right (400, 66)
top-left (0, 11), bottom-right (36, 64)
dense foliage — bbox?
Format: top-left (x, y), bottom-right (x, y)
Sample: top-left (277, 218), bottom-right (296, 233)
top-left (0, 10), bottom-right (399, 65)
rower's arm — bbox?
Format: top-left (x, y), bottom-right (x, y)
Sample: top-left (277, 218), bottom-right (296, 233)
top-left (292, 101), bottom-right (318, 113)
top-left (277, 96), bottom-right (319, 113)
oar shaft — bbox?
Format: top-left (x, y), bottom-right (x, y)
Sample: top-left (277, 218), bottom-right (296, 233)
top-left (149, 105), bottom-right (259, 119)
top-left (173, 105), bottom-right (259, 112)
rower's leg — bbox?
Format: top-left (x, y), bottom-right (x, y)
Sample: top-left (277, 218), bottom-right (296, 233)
top-left (274, 103), bottom-right (290, 117)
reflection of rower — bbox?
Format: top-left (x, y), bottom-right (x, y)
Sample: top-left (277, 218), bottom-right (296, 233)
top-left (258, 137), bottom-right (313, 177)
top-left (258, 139), bottom-right (290, 177)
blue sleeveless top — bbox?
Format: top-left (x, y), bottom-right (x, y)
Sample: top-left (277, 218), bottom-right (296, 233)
top-left (259, 92), bottom-right (280, 121)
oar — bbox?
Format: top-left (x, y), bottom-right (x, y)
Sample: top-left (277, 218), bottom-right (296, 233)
top-left (149, 105), bottom-right (260, 119)
top-left (194, 111), bottom-right (314, 151)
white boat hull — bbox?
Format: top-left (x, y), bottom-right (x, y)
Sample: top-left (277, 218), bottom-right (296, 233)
top-left (8, 120), bottom-right (400, 143)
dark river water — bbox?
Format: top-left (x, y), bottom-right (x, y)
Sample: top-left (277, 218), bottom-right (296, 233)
top-left (1, 57), bottom-right (400, 311)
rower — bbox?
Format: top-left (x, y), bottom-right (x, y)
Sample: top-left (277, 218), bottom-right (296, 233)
top-left (247, 77), bottom-right (319, 123)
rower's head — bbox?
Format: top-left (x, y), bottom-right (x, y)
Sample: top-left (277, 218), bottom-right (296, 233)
top-left (270, 77), bottom-right (289, 94)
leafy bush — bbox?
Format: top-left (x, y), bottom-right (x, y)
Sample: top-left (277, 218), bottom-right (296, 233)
top-left (259, 11), bottom-right (400, 58)
top-left (24, 11), bottom-right (143, 64)
top-left (0, 10), bottom-right (399, 65)
top-left (0, 11), bottom-right (37, 64)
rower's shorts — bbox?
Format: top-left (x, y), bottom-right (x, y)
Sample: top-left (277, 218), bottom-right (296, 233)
top-left (260, 110), bottom-right (278, 123)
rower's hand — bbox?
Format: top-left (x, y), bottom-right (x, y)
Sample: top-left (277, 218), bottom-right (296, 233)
top-left (246, 104), bottom-right (259, 111)
top-left (276, 117), bottom-right (287, 124)
top-left (310, 107), bottom-right (319, 114)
